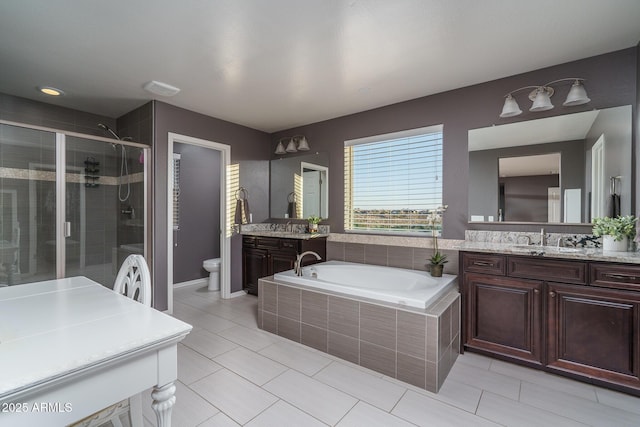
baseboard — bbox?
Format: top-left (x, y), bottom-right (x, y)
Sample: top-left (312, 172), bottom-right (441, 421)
top-left (228, 290), bottom-right (247, 298)
top-left (173, 278), bottom-right (208, 289)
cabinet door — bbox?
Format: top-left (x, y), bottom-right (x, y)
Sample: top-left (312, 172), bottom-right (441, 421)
top-left (270, 251), bottom-right (297, 275)
top-left (547, 282), bottom-right (640, 389)
top-left (243, 248), bottom-right (268, 295)
top-left (465, 273), bottom-right (544, 365)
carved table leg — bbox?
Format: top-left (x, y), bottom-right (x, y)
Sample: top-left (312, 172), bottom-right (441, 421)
top-left (151, 382), bottom-right (176, 427)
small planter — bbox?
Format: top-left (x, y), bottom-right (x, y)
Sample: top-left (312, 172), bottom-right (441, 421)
top-left (430, 264), bottom-right (444, 277)
top-left (602, 235), bottom-right (628, 252)
top-left (308, 222), bottom-right (319, 233)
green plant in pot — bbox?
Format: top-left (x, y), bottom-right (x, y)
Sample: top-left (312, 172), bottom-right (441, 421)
top-left (308, 216), bottom-right (322, 233)
top-left (592, 215), bottom-right (637, 252)
top-left (426, 205), bottom-right (448, 277)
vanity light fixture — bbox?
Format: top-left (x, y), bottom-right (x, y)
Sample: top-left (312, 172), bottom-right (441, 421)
top-left (38, 86), bottom-right (65, 96)
top-left (499, 78), bottom-right (590, 118)
top-left (274, 135), bottom-right (310, 155)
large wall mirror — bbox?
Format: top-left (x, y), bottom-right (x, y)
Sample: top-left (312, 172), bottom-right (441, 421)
top-left (468, 105), bottom-right (632, 224)
top-left (270, 152), bottom-right (329, 219)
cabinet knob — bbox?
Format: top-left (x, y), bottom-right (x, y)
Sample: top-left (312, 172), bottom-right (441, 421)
top-left (549, 291), bottom-right (556, 298)
top-left (534, 289), bottom-right (539, 294)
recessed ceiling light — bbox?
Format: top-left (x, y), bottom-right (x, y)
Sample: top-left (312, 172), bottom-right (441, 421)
top-left (38, 86), bottom-right (65, 96)
top-left (143, 80), bottom-right (180, 97)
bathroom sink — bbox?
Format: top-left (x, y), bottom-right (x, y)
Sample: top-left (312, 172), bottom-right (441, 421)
top-left (546, 247), bottom-right (581, 253)
top-left (508, 245), bottom-right (581, 254)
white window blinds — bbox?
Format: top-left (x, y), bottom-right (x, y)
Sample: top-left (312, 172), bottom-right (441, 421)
top-left (172, 153), bottom-right (181, 231)
top-left (344, 125), bottom-right (443, 233)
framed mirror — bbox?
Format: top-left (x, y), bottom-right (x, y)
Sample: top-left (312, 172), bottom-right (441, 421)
top-left (270, 152), bottom-right (329, 219)
top-left (468, 105), bottom-right (632, 224)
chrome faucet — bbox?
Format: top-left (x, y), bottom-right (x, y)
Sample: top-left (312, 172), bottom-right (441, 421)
top-left (294, 251), bottom-right (322, 276)
top-left (540, 228), bottom-right (547, 246)
top-left (520, 235), bottom-right (532, 245)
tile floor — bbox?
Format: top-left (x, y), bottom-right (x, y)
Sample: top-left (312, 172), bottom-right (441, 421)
top-left (141, 285), bottom-right (640, 426)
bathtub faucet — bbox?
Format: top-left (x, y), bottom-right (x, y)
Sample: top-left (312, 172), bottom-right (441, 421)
top-left (294, 251), bottom-right (322, 276)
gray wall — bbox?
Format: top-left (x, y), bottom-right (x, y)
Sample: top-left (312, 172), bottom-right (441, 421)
top-left (153, 101), bottom-right (271, 309)
top-left (272, 47), bottom-right (637, 238)
top-left (172, 142), bottom-right (221, 284)
top-left (584, 105), bottom-right (633, 217)
top-left (501, 174), bottom-right (559, 222)
top-left (469, 140), bottom-right (584, 222)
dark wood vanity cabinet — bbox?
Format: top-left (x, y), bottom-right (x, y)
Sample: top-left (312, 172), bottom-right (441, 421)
top-left (461, 251), bottom-right (640, 394)
top-left (465, 273), bottom-right (544, 365)
top-left (546, 281), bottom-right (640, 389)
top-left (242, 235), bottom-right (326, 295)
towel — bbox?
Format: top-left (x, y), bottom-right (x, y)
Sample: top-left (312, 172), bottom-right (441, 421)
top-left (610, 194), bottom-right (621, 217)
top-left (234, 198), bottom-right (251, 225)
top-left (287, 201), bottom-right (297, 219)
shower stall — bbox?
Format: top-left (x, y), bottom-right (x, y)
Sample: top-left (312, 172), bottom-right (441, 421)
top-left (0, 120), bottom-right (149, 288)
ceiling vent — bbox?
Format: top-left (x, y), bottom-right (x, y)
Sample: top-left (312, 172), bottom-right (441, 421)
top-left (143, 80), bottom-right (180, 97)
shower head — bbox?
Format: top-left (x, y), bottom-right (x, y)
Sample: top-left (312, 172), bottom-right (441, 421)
top-left (97, 123), bottom-right (121, 141)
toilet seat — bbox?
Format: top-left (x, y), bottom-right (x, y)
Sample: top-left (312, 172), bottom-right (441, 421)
top-left (203, 258), bottom-right (221, 270)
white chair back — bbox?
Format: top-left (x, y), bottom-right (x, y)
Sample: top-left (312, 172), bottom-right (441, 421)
top-left (113, 254), bottom-right (151, 306)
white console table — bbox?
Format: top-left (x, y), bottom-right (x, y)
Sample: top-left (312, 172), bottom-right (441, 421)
top-left (0, 276), bottom-right (192, 426)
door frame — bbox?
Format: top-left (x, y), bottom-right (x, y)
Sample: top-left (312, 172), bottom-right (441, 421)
top-left (166, 133), bottom-right (231, 311)
top-left (300, 161), bottom-right (328, 218)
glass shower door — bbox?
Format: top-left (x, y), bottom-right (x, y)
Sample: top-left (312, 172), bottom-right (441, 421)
top-left (0, 123), bottom-right (58, 285)
top-left (65, 136), bottom-right (146, 288)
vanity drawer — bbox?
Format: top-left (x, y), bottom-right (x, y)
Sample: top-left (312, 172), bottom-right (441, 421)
top-left (279, 239), bottom-right (298, 251)
top-left (462, 253), bottom-right (506, 275)
top-left (508, 256), bottom-right (586, 284)
top-left (590, 263), bottom-right (640, 292)
top-left (255, 237), bottom-right (281, 250)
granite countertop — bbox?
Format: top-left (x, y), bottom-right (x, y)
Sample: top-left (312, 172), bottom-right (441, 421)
top-left (456, 241), bottom-right (640, 264)
top-left (241, 231), bottom-right (329, 240)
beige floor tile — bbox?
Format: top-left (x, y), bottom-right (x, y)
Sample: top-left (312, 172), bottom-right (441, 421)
top-left (447, 360), bottom-right (521, 400)
top-left (263, 369), bottom-right (358, 425)
top-left (259, 340), bottom-right (332, 376)
top-left (190, 369), bottom-right (278, 425)
top-left (178, 343), bottom-right (223, 385)
top-left (313, 361), bottom-right (406, 411)
top-left (214, 346), bottom-right (288, 386)
top-left (337, 401), bottom-right (415, 427)
top-left (477, 391), bottom-right (588, 427)
top-left (520, 381), bottom-right (640, 427)
top-left (392, 390), bottom-right (500, 427)
top-left (245, 400), bottom-right (327, 427)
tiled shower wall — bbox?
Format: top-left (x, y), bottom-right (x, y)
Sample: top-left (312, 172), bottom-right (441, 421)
top-left (258, 277), bottom-right (460, 392)
top-left (326, 240), bottom-right (459, 275)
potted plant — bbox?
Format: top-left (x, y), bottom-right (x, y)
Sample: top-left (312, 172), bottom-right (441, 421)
top-left (592, 215), bottom-right (637, 252)
top-left (308, 216), bottom-right (322, 233)
top-left (426, 205), bottom-right (448, 277)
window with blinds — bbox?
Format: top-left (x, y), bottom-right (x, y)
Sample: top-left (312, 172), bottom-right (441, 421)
top-left (172, 153), bottom-right (181, 231)
top-left (344, 125), bottom-right (443, 234)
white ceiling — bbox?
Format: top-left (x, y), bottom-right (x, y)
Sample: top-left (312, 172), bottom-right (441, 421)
top-left (468, 109), bottom-right (600, 151)
top-left (499, 153), bottom-right (561, 178)
top-left (0, 1), bottom-right (639, 133)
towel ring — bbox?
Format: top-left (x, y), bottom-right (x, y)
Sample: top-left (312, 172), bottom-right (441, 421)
top-left (287, 192), bottom-right (296, 203)
top-left (235, 187), bottom-right (248, 201)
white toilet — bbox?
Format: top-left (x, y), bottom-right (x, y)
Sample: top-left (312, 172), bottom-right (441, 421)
top-left (203, 258), bottom-right (221, 291)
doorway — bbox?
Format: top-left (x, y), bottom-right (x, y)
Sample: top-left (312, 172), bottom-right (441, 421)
top-left (166, 133), bottom-right (231, 312)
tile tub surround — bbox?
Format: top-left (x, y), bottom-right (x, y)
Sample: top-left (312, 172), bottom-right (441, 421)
top-left (326, 234), bottom-right (464, 276)
top-left (258, 277), bottom-right (461, 393)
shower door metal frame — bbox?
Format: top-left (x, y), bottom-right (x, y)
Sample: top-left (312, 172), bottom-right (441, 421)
top-left (0, 119), bottom-right (150, 283)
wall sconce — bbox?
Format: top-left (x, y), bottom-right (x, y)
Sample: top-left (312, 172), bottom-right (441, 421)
top-left (499, 78), bottom-right (590, 118)
top-left (274, 135), bottom-right (310, 155)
